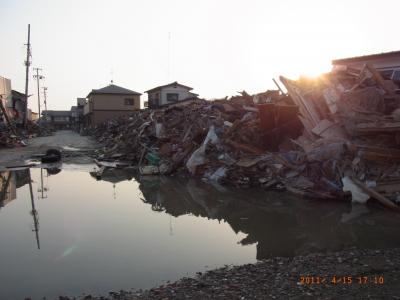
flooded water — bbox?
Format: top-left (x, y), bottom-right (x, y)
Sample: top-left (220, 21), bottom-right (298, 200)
top-left (1, 166), bottom-right (400, 299)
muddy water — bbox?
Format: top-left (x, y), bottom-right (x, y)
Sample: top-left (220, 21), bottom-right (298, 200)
top-left (0, 167), bottom-right (400, 299)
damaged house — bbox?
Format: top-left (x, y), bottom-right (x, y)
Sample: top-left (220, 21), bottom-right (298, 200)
top-left (332, 50), bottom-right (400, 83)
top-left (146, 81), bottom-right (199, 109)
top-left (0, 76), bottom-right (29, 125)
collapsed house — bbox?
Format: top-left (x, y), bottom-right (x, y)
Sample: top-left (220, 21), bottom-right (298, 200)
top-left (0, 76), bottom-right (51, 148)
top-left (90, 64), bottom-right (400, 211)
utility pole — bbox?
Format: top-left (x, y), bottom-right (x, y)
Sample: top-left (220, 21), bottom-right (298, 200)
top-left (23, 24), bottom-right (31, 127)
top-left (33, 68), bottom-right (44, 119)
top-left (42, 87), bottom-right (48, 111)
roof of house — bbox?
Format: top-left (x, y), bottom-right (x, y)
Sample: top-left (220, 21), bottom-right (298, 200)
top-left (332, 50), bottom-right (400, 65)
top-left (12, 90), bottom-right (27, 99)
top-left (42, 110), bottom-right (71, 117)
top-left (87, 83), bottom-right (142, 97)
top-left (145, 81), bottom-right (193, 93)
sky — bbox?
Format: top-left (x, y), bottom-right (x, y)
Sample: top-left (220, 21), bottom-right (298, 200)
top-left (0, 0), bottom-right (399, 111)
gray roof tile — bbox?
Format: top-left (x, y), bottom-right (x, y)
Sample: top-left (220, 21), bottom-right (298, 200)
top-left (88, 84), bottom-right (142, 97)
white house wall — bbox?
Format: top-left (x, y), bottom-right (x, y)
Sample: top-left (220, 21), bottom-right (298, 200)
top-left (160, 87), bottom-right (191, 106)
top-left (0, 76), bottom-right (12, 108)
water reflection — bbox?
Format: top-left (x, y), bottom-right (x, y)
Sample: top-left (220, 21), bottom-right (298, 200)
top-left (0, 168), bottom-right (29, 206)
top-left (0, 167), bottom-right (400, 299)
top-left (133, 175), bottom-right (400, 258)
top-left (2, 168), bottom-right (400, 259)
top-left (0, 168), bottom-right (62, 250)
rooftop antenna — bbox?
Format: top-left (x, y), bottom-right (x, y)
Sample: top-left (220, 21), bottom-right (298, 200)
top-left (23, 24), bottom-right (31, 127)
top-left (110, 68), bottom-right (114, 84)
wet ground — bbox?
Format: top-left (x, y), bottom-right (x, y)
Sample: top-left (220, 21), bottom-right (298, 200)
top-left (1, 131), bottom-right (400, 299)
top-left (0, 130), bottom-right (97, 166)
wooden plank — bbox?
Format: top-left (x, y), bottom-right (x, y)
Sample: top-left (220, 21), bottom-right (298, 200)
top-left (356, 122), bottom-right (400, 133)
top-left (279, 76), bottom-right (321, 127)
top-left (312, 119), bottom-right (348, 139)
top-left (225, 139), bottom-right (264, 155)
top-left (322, 87), bottom-right (340, 114)
top-left (375, 180), bottom-right (400, 194)
top-left (312, 119), bottom-right (334, 136)
top-left (365, 64), bottom-right (394, 95)
top-left (350, 176), bottom-right (400, 212)
top-left (347, 143), bottom-right (400, 162)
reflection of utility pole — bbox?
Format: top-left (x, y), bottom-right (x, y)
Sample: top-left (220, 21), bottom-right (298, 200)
top-left (0, 172), bottom-right (12, 203)
top-left (33, 68), bottom-right (44, 119)
top-left (113, 183), bottom-right (116, 200)
top-left (23, 24), bottom-right (31, 127)
top-left (169, 215), bottom-right (174, 236)
top-left (42, 87), bottom-right (48, 112)
top-left (37, 168), bottom-right (48, 199)
top-left (28, 170), bottom-right (40, 249)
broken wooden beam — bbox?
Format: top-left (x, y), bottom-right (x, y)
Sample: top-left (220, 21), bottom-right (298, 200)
top-left (350, 176), bottom-right (400, 212)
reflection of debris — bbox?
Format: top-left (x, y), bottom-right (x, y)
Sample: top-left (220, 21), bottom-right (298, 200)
top-left (88, 65), bottom-right (400, 211)
top-left (341, 204), bottom-right (370, 223)
top-left (90, 167), bottom-right (134, 184)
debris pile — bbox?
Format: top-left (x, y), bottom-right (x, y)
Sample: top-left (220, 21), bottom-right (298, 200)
top-left (0, 127), bottom-right (23, 148)
top-left (92, 64), bottom-right (400, 210)
top-left (24, 120), bottom-right (53, 137)
top-left (0, 121), bottom-right (52, 148)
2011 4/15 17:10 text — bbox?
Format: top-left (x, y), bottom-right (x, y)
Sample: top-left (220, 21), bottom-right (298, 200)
top-left (299, 276), bottom-right (384, 285)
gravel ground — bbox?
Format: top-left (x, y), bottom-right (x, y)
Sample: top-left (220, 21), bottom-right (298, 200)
top-left (60, 247), bottom-right (400, 300)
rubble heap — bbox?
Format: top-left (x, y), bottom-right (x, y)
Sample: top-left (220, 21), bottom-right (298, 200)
top-left (0, 127), bottom-right (22, 148)
top-left (92, 64), bottom-right (400, 211)
top-left (23, 120), bottom-right (53, 137)
top-left (0, 120), bottom-right (52, 148)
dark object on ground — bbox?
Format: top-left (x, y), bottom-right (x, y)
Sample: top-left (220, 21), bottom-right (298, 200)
top-left (41, 149), bottom-right (62, 163)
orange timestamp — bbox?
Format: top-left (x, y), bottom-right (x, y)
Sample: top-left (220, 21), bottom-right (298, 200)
top-left (299, 276), bottom-right (384, 285)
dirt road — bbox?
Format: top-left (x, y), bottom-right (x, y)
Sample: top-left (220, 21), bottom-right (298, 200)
top-left (0, 130), bottom-right (98, 166)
